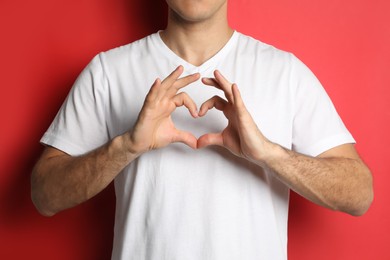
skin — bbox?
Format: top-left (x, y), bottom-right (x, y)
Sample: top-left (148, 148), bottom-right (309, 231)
top-left (31, 0), bottom-right (373, 217)
top-left (161, 0), bottom-right (233, 66)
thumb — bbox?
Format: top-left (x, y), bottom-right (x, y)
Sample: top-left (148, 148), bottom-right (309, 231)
top-left (197, 133), bottom-right (224, 149)
top-left (172, 130), bottom-right (198, 149)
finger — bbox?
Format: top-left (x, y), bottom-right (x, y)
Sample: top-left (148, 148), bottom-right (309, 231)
top-left (197, 133), bottom-right (224, 149)
top-left (161, 65), bottom-right (184, 88)
top-left (145, 78), bottom-right (161, 101)
top-left (198, 95), bottom-right (227, 117)
top-left (202, 76), bottom-right (233, 102)
top-left (232, 83), bottom-right (247, 114)
top-left (173, 130), bottom-right (198, 149)
top-left (166, 73), bottom-right (200, 96)
top-left (214, 70), bottom-right (234, 102)
top-left (232, 84), bottom-right (257, 131)
top-left (172, 92), bottom-right (199, 118)
top-left (201, 77), bottom-right (222, 90)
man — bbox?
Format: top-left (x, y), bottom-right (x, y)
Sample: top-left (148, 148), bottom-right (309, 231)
top-left (31, 0), bottom-right (373, 259)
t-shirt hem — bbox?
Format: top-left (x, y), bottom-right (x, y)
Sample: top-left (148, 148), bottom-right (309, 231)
top-left (40, 132), bottom-right (86, 156)
top-left (297, 133), bottom-right (356, 157)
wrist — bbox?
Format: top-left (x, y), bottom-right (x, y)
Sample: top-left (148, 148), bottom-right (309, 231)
top-left (112, 133), bottom-right (143, 162)
top-left (253, 141), bottom-right (290, 168)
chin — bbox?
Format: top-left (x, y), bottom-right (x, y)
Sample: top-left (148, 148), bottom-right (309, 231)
top-left (167, 0), bottom-right (227, 23)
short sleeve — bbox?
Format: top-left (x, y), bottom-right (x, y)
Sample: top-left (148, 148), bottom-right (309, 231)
top-left (40, 54), bottom-right (109, 156)
top-left (291, 55), bottom-right (355, 156)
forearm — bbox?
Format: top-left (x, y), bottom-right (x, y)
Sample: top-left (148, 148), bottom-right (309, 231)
top-left (259, 143), bottom-right (373, 216)
top-left (31, 135), bottom-right (138, 216)
top-left (196, 71), bottom-right (373, 216)
top-left (32, 68), bottom-right (200, 217)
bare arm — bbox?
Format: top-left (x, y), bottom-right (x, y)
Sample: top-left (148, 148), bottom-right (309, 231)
top-left (32, 66), bottom-right (200, 216)
top-left (197, 70), bottom-right (373, 216)
top-left (262, 143), bottom-right (373, 216)
top-left (31, 136), bottom-right (135, 217)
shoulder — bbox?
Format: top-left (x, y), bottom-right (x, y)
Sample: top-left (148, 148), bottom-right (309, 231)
top-left (231, 31), bottom-right (302, 78)
top-left (232, 31), bottom-right (311, 84)
top-left (95, 33), bottom-right (158, 67)
top-left (85, 32), bottom-right (160, 81)
top-left (234, 31), bottom-right (293, 63)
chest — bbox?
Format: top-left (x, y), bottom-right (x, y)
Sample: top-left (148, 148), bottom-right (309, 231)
top-left (106, 62), bottom-right (294, 149)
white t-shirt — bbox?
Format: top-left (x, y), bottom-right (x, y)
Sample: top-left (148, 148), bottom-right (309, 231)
top-left (41, 31), bottom-right (355, 260)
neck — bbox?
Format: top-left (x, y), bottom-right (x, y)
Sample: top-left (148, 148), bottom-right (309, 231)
top-left (160, 4), bottom-right (233, 67)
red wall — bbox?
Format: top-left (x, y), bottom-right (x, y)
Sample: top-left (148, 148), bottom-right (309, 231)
top-left (1, 0), bottom-right (388, 259)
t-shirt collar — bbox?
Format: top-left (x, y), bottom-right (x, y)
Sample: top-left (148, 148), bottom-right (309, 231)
top-left (152, 30), bottom-right (238, 74)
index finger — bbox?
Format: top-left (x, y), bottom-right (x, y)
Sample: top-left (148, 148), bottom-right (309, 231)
top-left (172, 73), bottom-right (200, 91)
top-left (161, 65), bottom-right (184, 88)
top-left (214, 70), bottom-right (233, 97)
top-left (202, 70), bottom-right (234, 103)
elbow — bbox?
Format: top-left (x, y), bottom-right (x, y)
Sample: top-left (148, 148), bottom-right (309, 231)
top-left (31, 192), bottom-right (57, 217)
top-left (346, 193), bottom-right (373, 217)
top-left (31, 169), bottom-right (57, 217)
top-left (345, 169), bottom-right (374, 217)
top-left (33, 204), bottom-right (56, 217)
top-left (349, 186), bottom-right (374, 217)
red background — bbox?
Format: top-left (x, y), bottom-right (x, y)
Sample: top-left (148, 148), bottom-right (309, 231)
top-left (1, 0), bottom-right (389, 259)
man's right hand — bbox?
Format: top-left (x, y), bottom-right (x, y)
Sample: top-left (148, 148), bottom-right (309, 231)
top-left (124, 65), bottom-right (200, 155)
top-left (31, 66), bottom-right (200, 216)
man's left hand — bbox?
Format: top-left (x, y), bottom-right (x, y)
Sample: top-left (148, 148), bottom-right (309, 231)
top-left (197, 70), bottom-right (273, 164)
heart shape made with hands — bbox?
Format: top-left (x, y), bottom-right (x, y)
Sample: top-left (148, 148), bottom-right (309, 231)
top-left (133, 65), bottom-right (262, 157)
top-left (159, 66), bottom-right (254, 152)
top-left (171, 74), bottom-right (229, 140)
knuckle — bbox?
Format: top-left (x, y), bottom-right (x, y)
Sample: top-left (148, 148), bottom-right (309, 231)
top-left (175, 92), bottom-right (187, 101)
top-left (178, 91), bottom-right (188, 97)
top-left (173, 80), bottom-right (184, 89)
top-left (144, 96), bottom-right (154, 107)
